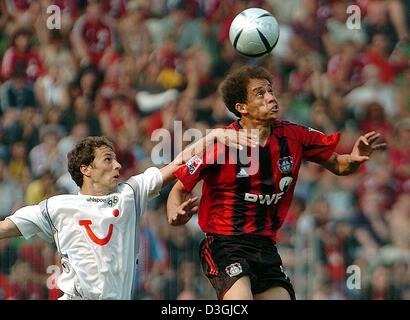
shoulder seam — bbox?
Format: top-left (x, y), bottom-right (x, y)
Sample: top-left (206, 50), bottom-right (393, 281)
top-left (122, 182), bottom-right (139, 217)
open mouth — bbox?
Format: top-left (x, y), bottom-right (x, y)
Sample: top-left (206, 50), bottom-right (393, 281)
top-left (269, 103), bottom-right (279, 113)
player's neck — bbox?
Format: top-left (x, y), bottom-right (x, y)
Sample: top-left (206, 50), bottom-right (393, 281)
top-left (80, 182), bottom-right (113, 196)
top-left (239, 118), bottom-right (271, 145)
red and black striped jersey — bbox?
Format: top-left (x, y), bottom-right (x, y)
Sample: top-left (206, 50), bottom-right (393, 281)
top-left (174, 120), bottom-right (340, 241)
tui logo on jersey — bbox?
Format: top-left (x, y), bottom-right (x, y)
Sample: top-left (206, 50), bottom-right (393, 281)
top-left (225, 262), bottom-right (242, 277)
top-left (186, 155), bottom-right (203, 175)
top-left (277, 156), bottom-right (293, 175)
top-left (79, 209), bottom-right (120, 246)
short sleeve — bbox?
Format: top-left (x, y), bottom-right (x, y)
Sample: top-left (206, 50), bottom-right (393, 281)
top-left (127, 167), bottom-right (163, 200)
top-left (173, 142), bottom-right (223, 193)
top-left (300, 127), bottom-right (341, 163)
top-left (6, 205), bottom-right (53, 241)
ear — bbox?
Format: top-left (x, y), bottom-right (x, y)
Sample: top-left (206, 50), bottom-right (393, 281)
top-left (80, 164), bottom-right (91, 177)
top-left (235, 102), bottom-right (248, 116)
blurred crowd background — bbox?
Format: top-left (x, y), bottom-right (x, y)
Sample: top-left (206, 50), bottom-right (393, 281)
top-left (0, 0), bottom-right (409, 300)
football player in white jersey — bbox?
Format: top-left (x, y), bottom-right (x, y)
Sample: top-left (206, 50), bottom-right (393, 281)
top-left (0, 130), bottom-right (255, 300)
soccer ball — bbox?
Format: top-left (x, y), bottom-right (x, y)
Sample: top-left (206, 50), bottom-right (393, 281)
top-left (229, 7), bottom-right (280, 58)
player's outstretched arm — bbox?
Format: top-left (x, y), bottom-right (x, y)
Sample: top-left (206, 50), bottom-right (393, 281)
top-left (159, 128), bottom-right (257, 187)
top-left (0, 219), bottom-right (21, 240)
top-left (167, 180), bottom-right (198, 226)
top-left (320, 131), bottom-right (387, 176)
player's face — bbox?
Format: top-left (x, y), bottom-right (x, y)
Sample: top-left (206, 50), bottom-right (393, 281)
top-left (89, 146), bottom-right (122, 193)
top-left (243, 78), bottom-right (279, 123)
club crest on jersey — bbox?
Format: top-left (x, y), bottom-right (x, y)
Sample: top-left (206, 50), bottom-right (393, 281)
top-left (186, 155), bottom-right (202, 175)
top-left (225, 262), bottom-right (242, 277)
top-left (107, 196), bottom-right (119, 207)
top-left (277, 156), bottom-right (293, 175)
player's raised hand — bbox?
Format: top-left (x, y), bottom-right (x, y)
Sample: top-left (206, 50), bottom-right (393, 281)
top-left (350, 131), bottom-right (387, 163)
top-left (215, 128), bottom-right (258, 150)
top-left (168, 196), bottom-right (198, 226)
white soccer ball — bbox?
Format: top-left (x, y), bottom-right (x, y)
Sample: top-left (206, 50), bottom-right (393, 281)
top-left (229, 7), bottom-right (280, 58)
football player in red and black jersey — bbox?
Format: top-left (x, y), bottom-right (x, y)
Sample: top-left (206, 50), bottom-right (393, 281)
top-left (167, 65), bottom-right (386, 300)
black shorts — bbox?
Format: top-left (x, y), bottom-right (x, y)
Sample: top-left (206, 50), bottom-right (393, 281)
top-left (199, 234), bottom-right (296, 300)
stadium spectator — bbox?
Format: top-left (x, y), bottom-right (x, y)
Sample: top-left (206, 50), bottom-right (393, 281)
top-left (326, 91), bottom-right (356, 131)
top-left (361, 264), bottom-right (401, 299)
top-left (34, 64), bottom-right (70, 111)
top-left (0, 238), bottom-right (17, 275)
top-left (397, 66), bottom-right (410, 118)
top-left (24, 170), bottom-right (57, 205)
top-left (1, 105), bottom-right (40, 153)
top-left (7, 140), bottom-right (29, 182)
top-left (1, 28), bottom-right (43, 82)
top-left (3, 0), bottom-right (35, 32)
top-left (352, 190), bottom-right (390, 256)
top-left (2, 259), bottom-right (44, 299)
top-left (358, 101), bottom-right (393, 141)
top-left (326, 1), bottom-right (366, 48)
top-left (0, 157), bottom-right (23, 219)
top-left (291, 0), bottom-right (330, 55)
top-left (345, 64), bottom-right (397, 119)
top-left (117, 1), bottom-right (152, 57)
top-left (362, 33), bottom-right (398, 84)
top-left (363, 0), bottom-right (408, 53)
top-left (28, 127), bottom-right (65, 178)
top-left (57, 121), bottom-right (89, 167)
top-left (38, 30), bottom-right (77, 84)
top-left (0, 65), bottom-right (37, 113)
top-left (60, 95), bottom-right (101, 136)
top-left (388, 118), bottom-right (410, 193)
top-left (389, 193), bottom-right (410, 251)
top-left (70, 1), bottom-right (116, 67)
top-left (98, 93), bottom-right (138, 143)
top-left (326, 41), bottom-right (365, 93)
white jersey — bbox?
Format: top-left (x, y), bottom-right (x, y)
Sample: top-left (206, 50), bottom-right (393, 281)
top-left (7, 167), bottom-right (163, 300)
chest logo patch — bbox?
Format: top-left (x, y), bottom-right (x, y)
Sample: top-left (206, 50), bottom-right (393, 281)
top-left (79, 210), bottom-right (119, 246)
top-left (236, 167), bottom-right (249, 178)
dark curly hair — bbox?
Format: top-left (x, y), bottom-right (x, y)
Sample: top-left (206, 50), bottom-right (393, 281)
top-left (67, 136), bottom-right (113, 187)
top-left (220, 65), bottom-right (272, 117)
